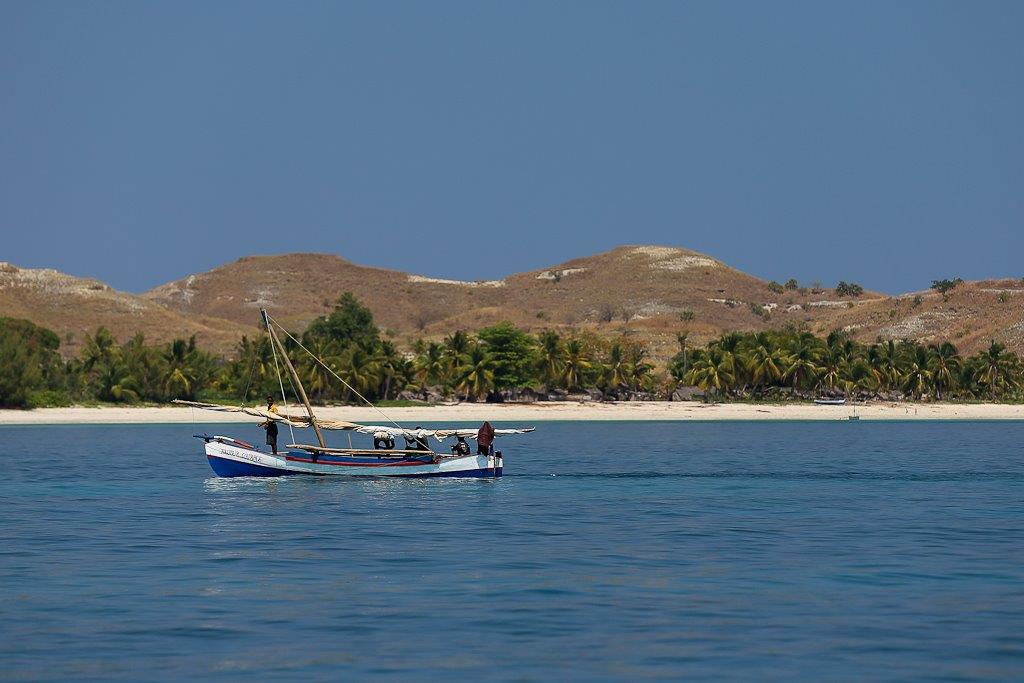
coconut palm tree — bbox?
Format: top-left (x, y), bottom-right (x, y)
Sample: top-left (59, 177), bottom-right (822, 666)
top-left (627, 344), bottom-right (653, 390)
top-left (927, 342), bottom-right (961, 400)
top-left (81, 327), bottom-right (118, 372)
top-left (685, 347), bottom-right (736, 399)
top-left (456, 345), bottom-right (495, 401)
top-left (338, 345), bottom-right (381, 402)
top-left (743, 337), bottom-right (785, 393)
top-left (603, 343), bottom-right (630, 390)
top-left (869, 340), bottom-right (902, 392)
top-left (415, 341), bottom-right (447, 387)
top-left (783, 332), bottom-right (822, 391)
top-left (162, 337), bottom-right (200, 400)
top-left (536, 331), bottom-right (564, 388)
top-left (298, 336), bottom-right (344, 402)
top-left (972, 340), bottom-right (1019, 399)
top-left (901, 345), bottom-right (932, 399)
top-left (93, 361), bottom-right (140, 403)
top-left (561, 339), bottom-right (591, 391)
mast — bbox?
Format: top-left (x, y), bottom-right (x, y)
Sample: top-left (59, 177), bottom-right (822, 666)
top-left (262, 309), bottom-right (326, 449)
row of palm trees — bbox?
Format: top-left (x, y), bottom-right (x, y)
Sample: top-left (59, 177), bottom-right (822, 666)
top-left (678, 330), bottom-right (1022, 400)
top-left (64, 328), bottom-right (219, 403)
top-left (29, 323), bottom-right (1024, 406)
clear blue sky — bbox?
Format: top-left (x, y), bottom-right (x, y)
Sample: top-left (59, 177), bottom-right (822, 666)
top-left (2, 1), bottom-right (1021, 294)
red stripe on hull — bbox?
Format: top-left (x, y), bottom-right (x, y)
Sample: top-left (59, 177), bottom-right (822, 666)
top-left (284, 456), bottom-right (431, 467)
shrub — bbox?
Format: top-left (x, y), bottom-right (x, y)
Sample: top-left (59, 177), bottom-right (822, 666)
top-left (998, 291), bottom-right (1011, 303)
top-left (912, 294), bottom-right (923, 308)
top-left (931, 278), bottom-right (963, 295)
top-left (678, 309), bottom-right (696, 322)
top-left (784, 278), bottom-right (799, 290)
top-left (835, 281), bottom-right (864, 297)
top-left (767, 281), bottom-right (784, 294)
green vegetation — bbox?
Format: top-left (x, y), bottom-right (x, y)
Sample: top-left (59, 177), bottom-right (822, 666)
top-left (931, 278), bottom-right (964, 295)
top-left (3, 294), bottom-right (1023, 409)
top-left (835, 281), bottom-right (864, 297)
top-left (672, 330), bottom-right (1022, 402)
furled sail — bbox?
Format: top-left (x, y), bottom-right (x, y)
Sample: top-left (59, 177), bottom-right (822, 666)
top-left (173, 400), bottom-right (364, 431)
top-left (348, 425), bottom-right (535, 442)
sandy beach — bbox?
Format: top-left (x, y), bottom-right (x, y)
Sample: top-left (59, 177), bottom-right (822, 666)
top-left (2, 401), bottom-right (1023, 425)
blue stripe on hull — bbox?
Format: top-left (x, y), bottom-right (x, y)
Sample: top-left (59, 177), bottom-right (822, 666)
top-left (207, 455), bottom-right (501, 479)
top-left (207, 455), bottom-right (296, 478)
top-left (398, 467), bottom-right (503, 478)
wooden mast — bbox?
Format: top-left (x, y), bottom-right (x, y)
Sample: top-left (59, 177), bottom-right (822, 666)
top-left (262, 309), bottom-right (326, 449)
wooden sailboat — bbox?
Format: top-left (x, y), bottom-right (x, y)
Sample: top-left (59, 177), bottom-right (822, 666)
top-left (180, 309), bottom-right (533, 478)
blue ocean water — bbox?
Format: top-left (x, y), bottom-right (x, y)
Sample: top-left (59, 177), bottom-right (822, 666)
top-left (1, 421), bottom-right (1022, 682)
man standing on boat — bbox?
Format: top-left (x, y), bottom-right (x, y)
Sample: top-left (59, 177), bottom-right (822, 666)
top-left (477, 421), bottom-right (495, 455)
top-left (260, 395), bottom-right (280, 455)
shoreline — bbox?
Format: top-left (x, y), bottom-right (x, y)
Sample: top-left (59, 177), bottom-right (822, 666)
top-left (2, 401), bottom-right (1024, 424)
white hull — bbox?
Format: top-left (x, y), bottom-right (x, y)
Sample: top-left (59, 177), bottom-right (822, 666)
top-left (203, 437), bottom-right (502, 478)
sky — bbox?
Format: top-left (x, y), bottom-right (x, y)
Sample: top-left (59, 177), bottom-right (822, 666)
top-left (1, 1), bottom-right (1022, 294)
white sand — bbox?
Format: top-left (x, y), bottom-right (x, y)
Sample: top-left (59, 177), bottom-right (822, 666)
top-left (2, 401), bottom-right (1023, 425)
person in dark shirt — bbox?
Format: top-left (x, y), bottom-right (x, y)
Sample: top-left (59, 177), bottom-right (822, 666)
top-left (476, 421), bottom-right (495, 455)
top-left (261, 395), bottom-right (280, 454)
top-left (451, 435), bottom-right (471, 456)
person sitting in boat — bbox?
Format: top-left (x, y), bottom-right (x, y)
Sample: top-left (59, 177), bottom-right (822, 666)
top-left (404, 428), bottom-right (429, 451)
top-left (451, 435), bottom-right (471, 456)
top-left (373, 431), bottom-right (395, 450)
top-left (476, 421), bottom-right (495, 455)
top-left (260, 395), bottom-right (279, 455)
top-left (414, 427), bottom-right (430, 451)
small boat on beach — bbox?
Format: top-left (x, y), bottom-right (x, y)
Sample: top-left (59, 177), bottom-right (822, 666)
top-left (813, 398), bottom-right (847, 406)
top-left (180, 310), bottom-right (533, 478)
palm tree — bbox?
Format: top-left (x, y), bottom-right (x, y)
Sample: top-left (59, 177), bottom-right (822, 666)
top-left (456, 345), bottom-right (494, 401)
top-left (627, 344), bottom-right (653, 390)
top-left (338, 345), bottom-right (381, 402)
top-left (743, 337), bottom-right (785, 394)
top-left (93, 361), bottom-right (140, 403)
top-left (442, 329), bottom-right (468, 374)
top-left (536, 331), bottom-right (564, 388)
top-left (561, 339), bottom-right (591, 391)
top-left (927, 342), bottom-right (961, 400)
top-left (162, 338), bottom-right (199, 400)
top-left (783, 332), bottom-right (822, 392)
top-left (415, 342), bottom-right (447, 387)
top-left (973, 340), bottom-right (1019, 399)
top-left (869, 340), bottom-right (902, 392)
top-left (685, 347), bottom-right (736, 400)
top-left (901, 345), bottom-right (932, 399)
top-left (604, 343), bottom-right (630, 390)
top-left (81, 327), bottom-right (118, 372)
top-left (817, 345), bottom-right (846, 393)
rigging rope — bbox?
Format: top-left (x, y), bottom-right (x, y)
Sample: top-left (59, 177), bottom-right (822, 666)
top-left (264, 313), bottom-right (406, 434)
top-left (267, 322), bottom-right (297, 445)
top-left (241, 340), bottom-right (260, 404)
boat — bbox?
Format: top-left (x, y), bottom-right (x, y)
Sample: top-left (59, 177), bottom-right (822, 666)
top-left (179, 309), bottom-right (533, 478)
top-left (813, 398), bottom-right (846, 405)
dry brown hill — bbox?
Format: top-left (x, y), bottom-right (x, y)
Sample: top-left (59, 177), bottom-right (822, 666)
top-left (141, 245), bottom-right (878, 359)
top-left (4, 247), bottom-right (1020, 363)
top-left (0, 262), bottom-right (255, 357)
top-left (142, 246), bottom-right (1024, 360)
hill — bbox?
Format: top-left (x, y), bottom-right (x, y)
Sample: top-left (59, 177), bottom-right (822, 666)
top-left (140, 245), bottom-right (1024, 359)
top-left (0, 262), bottom-right (255, 357)
top-left (3, 247), bottom-right (1021, 362)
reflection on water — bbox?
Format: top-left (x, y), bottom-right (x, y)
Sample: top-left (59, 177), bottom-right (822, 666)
top-left (2, 421), bottom-right (1023, 681)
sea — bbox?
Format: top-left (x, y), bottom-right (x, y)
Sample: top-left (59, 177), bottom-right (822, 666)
top-left (1, 421), bottom-right (1022, 682)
